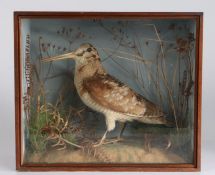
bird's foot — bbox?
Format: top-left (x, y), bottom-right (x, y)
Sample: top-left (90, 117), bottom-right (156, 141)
top-left (93, 137), bottom-right (123, 147)
top-left (93, 139), bottom-right (105, 147)
top-left (93, 142), bottom-right (103, 147)
top-left (104, 138), bottom-right (123, 145)
top-left (116, 136), bottom-right (124, 142)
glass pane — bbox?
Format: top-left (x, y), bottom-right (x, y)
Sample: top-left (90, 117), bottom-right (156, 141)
top-left (20, 18), bottom-right (196, 164)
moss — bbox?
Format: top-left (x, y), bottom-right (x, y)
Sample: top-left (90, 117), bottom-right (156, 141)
top-left (28, 110), bottom-right (50, 153)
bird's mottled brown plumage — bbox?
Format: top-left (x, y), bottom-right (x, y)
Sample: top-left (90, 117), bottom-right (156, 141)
top-left (82, 73), bottom-right (164, 119)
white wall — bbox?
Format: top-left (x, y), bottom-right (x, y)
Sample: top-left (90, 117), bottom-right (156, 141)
top-left (0, 0), bottom-right (214, 174)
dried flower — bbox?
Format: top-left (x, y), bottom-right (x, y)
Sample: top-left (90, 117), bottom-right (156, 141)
top-left (145, 41), bottom-right (149, 46)
top-left (41, 43), bottom-right (46, 52)
top-left (188, 32), bottom-right (195, 42)
top-left (176, 38), bottom-right (190, 54)
top-left (168, 23), bottom-right (176, 30)
top-left (178, 26), bottom-right (182, 30)
top-left (62, 27), bottom-right (65, 34)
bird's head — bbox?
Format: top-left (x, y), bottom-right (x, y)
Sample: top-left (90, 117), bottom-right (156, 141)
top-left (42, 43), bottom-right (100, 64)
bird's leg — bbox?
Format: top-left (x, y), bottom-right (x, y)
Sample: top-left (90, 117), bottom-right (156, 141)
top-left (117, 122), bottom-right (127, 140)
top-left (94, 116), bottom-right (123, 147)
top-left (96, 122), bottom-right (126, 146)
top-left (93, 130), bottom-right (108, 147)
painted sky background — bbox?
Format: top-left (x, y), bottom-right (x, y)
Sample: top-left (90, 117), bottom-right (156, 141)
top-left (24, 19), bottom-right (196, 113)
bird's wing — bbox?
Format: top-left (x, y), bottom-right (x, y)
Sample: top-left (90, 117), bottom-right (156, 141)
top-left (82, 74), bottom-right (163, 117)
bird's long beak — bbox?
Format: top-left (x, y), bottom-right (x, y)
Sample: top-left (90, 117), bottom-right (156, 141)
top-left (41, 52), bottom-right (76, 62)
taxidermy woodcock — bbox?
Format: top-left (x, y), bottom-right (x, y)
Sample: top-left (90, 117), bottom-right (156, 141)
top-left (42, 43), bottom-right (173, 147)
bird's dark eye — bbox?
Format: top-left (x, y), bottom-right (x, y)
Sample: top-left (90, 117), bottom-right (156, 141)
top-left (87, 48), bottom-right (92, 52)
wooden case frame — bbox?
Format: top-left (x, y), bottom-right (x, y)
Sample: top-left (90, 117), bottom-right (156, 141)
top-left (14, 12), bottom-right (203, 172)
